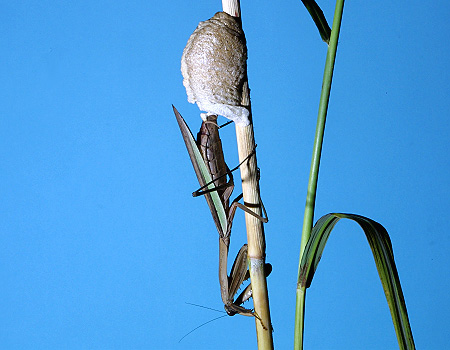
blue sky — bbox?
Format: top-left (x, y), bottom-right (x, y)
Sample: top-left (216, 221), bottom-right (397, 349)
top-left (1, 1), bottom-right (449, 349)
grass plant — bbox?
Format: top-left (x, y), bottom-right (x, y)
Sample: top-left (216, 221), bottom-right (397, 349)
top-left (178, 1), bottom-right (415, 348)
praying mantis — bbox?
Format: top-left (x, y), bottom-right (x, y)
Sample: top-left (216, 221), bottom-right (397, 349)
top-left (172, 105), bottom-right (271, 319)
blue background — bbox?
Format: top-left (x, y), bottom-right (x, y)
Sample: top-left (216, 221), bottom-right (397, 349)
top-left (1, 1), bottom-right (449, 349)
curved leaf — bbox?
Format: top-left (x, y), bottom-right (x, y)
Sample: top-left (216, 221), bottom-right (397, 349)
top-left (300, 0), bottom-right (331, 44)
top-left (299, 213), bottom-right (415, 350)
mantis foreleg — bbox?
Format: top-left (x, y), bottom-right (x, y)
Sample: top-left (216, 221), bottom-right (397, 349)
top-left (220, 242), bottom-right (272, 327)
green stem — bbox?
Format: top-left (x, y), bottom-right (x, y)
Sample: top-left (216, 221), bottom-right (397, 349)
top-left (293, 1), bottom-right (345, 349)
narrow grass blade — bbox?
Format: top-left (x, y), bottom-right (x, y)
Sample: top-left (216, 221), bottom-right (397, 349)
top-left (300, 0), bottom-right (332, 44)
top-left (173, 105), bottom-right (228, 235)
top-left (299, 213), bottom-right (415, 350)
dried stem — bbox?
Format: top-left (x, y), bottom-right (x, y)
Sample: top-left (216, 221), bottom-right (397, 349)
top-left (235, 119), bottom-right (273, 349)
top-left (222, 0), bottom-right (240, 17)
top-left (222, 0), bottom-right (273, 348)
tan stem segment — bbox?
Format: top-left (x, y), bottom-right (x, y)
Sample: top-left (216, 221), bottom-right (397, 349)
top-left (222, 0), bottom-right (240, 17)
top-left (222, 1), bottom-right (273, 348)
top-left (235, 122), bottom-right (273, 348)
top-left (236, 85), bottom-right (273, 349)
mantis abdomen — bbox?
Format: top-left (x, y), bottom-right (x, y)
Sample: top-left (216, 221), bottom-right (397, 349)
top-left (197, 115), bottom-right (229, 203)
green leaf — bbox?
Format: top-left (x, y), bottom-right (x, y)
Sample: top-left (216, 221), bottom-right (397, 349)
top-left (300, 0), bottom-right (332, 44)
top-left (299, 213), bottom-right (415, 350)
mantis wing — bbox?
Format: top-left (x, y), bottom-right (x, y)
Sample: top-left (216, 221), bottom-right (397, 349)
top-left (173, 105), bottom-right (228, 237)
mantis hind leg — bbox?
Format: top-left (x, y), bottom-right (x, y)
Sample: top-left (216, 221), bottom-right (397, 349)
top-left (224, 193), bottom-right (269, 238)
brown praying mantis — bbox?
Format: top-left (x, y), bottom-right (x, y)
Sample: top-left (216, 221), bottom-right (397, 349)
top-left (172, 105), bottom-right (271, 320)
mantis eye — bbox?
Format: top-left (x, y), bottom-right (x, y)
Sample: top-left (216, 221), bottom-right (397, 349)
top-left (181, 12), bottom-right (250, 126)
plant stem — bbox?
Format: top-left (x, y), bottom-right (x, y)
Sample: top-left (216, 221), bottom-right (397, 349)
top-left (294, 1), bottom-right (345, 349)
top-left (222, 0), bottom-right (240, 17)
top-left (235, 121), bottom-right (273, 349)
top-left (222, 0), bottom-right (273, 349)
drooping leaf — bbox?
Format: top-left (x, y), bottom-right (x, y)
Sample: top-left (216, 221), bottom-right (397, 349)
top-left (299, 213), bottom-right (415, 350)
top-left (300, 0), bottom-right (331, 44)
